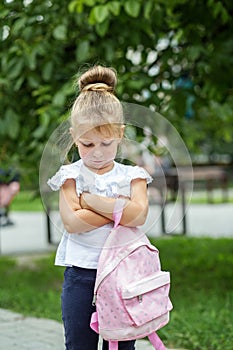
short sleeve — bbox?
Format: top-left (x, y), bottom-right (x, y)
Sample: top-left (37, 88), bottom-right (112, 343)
top-left (47, 164), bottom-right (79, 191)
top-left (127, 166), bottom-right (153, 184)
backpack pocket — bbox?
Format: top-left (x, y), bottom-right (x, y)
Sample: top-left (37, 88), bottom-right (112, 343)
top-left (122, 271), bottom-right (171, 326)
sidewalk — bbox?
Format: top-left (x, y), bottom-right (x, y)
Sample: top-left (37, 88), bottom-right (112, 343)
top-left (0, 308), bottom-right (176, 350)
top-left (0, 308), bottom-right (65, 350)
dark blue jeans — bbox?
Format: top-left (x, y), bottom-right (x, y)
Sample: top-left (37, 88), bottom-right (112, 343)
top-left (61, 266), bottom-right (135, 350)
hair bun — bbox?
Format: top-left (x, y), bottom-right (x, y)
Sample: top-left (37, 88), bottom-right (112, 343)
top-left (79, 65), bottom-right (117, 93)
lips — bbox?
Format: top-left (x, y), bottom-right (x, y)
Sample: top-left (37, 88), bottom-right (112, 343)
top-left (92, 160), bottom-right (104, 164)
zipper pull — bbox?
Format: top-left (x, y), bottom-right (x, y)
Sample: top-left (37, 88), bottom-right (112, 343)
top-left (92, 293), bottom-right (97, 306)
top-left (138, 295), bottom-right (143, 303)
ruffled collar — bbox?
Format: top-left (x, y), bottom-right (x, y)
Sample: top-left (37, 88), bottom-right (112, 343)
top-left (81, 160), bottom-right (116, 177)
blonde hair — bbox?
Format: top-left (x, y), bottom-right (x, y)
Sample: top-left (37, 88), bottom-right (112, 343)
top-left (71, 65), bottom-right (124, 140)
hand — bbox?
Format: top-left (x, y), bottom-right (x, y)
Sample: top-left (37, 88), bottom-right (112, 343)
top-left (80, 192), bottom-right (89, 209)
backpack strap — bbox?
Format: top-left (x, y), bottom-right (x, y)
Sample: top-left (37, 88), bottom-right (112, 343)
top-left (108, 340), bottom-right (118, 350)
top-left (107, 334), bottom-right (166, 350)
top-left (148, 332), bottom-right (167, 350)
top-left (90, 312), bottom-right (99, 333)
top-left (90, 314), bottom-right (118, 350)
top-left (113, 198), bottom-right (126, 228)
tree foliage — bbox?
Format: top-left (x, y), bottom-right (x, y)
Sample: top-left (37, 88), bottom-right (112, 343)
top-left (1, 0), bottom-right (232, 186)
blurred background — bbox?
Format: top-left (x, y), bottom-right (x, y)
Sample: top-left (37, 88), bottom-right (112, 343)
top-left (0, 1), bottom-right (232, 350)
top-left (1, 0), bottom-right (233, 188)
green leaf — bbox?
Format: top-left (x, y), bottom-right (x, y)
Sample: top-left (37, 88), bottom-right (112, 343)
top-left (42, 61), bottom-right (53, 81)
top-left (0, 9), bottom-right (9, 19)
top-left (95, 19), bottom-right (109, 37)
top-left (88, 9), bottom-right (96, 25)
top-left (28, 49), bottom-right (37, 70)
top-left (14, 76), bottom-right (24, 91)
top-left (187, 45), bottom-right (203, 61)
top-left (52, 24), bottom-right (67, 40)
top-left (32, 125), bottom-right (47, 139)
top-left (12, 17), bottom-right (27, 35)
top-left (127, 79), bottom-right (145, 90)
top-left (0, 119), bottom-right (6, 135)
top-left (7, 58), bottom-right (24, 80)
top-left (0, 77), bottom-right (8, 88)
top-left (68, 0), bottom-right (81, 13)
top-left (108, 1), bottom-right (121, 16)
top-left (124, 0), bottom-right (141, 18)
top-left (27, 74), bottom-right (40, 88)
top-left (144, 0), bottom-right (153, 20)
top-left (40, 113), bottom-right (50, 128)
top-left (52, 90), bottom-right (66, 107)
top-left (76, 40), bottom-right (90, 62)
top-left (104, 42), bottom-right (115, 61)
top-left (93, 5), bottom-right (109, 23)
top-left (5, 108), bottom-right (20, 139)
top-left (173, 28), bottom-right (184, 43)
top-left (84, 0), bottom-right (96, 5)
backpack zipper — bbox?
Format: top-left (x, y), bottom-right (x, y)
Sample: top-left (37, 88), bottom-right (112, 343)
top-left (92, 293), bottom-right (97, 306)
top-left (138, 295), bottom-right (143, 303)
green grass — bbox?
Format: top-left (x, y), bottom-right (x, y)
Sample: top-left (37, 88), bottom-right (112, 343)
top-left (0, 253), bottom-right (63, 320)
top-left (153, 237), bottom-right (233, 350)
top-left (11, 191), bottom-right (44, 211)
top-left (0, 237), bottom-right (232, 350)
top-left (190, 196), bottom-right (233, 204)
top-left (188, 191), bottom-right (233, 204)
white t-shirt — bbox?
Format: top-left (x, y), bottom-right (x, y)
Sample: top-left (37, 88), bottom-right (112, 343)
top-left (47, 160), bottom-right (152, 269)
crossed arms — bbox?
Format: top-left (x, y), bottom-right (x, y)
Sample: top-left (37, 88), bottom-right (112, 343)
top-left (59, 178), bottom-right (149, 234)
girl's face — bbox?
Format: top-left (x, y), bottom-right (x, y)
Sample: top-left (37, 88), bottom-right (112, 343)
top-left (75, 128), bottom-right (123, 174)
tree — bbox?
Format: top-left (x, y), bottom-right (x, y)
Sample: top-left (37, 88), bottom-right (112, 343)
top-left (1, 0), bottom-right (232, 187)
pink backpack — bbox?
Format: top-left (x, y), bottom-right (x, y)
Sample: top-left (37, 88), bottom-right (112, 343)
top-left (90, 200), bottom-right (173, 350)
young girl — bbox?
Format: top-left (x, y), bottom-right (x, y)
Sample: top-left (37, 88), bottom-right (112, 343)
top-left (47, 65), bottom-right (152, 350)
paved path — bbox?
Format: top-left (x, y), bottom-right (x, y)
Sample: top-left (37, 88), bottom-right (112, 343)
top-left (0, 308), bottom-right (175, 350)
top-left (0, 308), bottom-right (65, 350)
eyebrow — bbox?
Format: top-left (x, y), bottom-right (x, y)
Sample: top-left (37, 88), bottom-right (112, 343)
top-left (79, 138), bottom-right (114, 142)
top-left (79, 139), bottom-right (92, 142)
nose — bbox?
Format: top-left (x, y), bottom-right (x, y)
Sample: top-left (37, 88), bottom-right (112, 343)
top-left (92, 145), bottom-right (103, 158)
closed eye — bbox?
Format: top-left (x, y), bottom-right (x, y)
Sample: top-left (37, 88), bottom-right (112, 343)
top-left (78, 139), bottom-right (114, 147)
top-left (80, 142), bottom-right (94, 148)
top-left (102, 140), bottom-right (114, 146)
